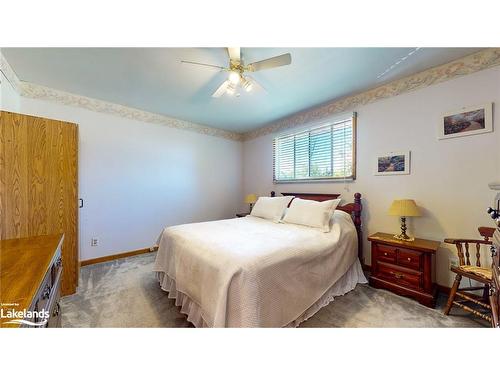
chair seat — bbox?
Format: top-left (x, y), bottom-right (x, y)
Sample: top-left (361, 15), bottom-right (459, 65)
top-left (458, 265), bottom-right (492, 280)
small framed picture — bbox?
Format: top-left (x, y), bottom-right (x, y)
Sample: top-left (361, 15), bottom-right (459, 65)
top-left (439, 103), bottom-right (493, 140)
top-left (375, 151), bottom-right (410, 176)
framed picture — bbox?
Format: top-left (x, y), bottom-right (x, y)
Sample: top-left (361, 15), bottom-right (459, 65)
top-left (375, 151), bottom-right (410, 176)
top-left (439, 103), bottom-right (493, 140)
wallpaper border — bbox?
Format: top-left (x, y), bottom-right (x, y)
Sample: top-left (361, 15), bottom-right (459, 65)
top-left (19, 82), bottom-right (244, 141)
top-left (242, 48), bottom-right (500, 141)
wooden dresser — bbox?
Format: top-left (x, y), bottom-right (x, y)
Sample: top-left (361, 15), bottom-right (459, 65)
top-left (368, 232), bottom-right (440, 307)
top-left (490, 229), bottom-right (500, 327)
top-left (0, 234), bottom-right (63, 328)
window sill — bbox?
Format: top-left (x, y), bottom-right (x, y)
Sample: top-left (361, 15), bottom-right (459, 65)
top-left (273, 177), bottom-right (356, 184)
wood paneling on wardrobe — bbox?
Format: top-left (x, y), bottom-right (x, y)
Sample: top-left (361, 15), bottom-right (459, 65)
top-left (0, 110), bottom-right (78, 295)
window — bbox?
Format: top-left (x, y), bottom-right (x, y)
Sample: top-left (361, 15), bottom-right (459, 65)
top-left (273, 113), bottom-right (356, 183)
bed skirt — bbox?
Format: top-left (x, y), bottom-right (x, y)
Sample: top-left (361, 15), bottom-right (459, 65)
top-left (156, 259), bottom-right (367, 328)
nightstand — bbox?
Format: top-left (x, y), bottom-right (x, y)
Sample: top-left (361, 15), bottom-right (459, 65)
top-left (368, 232), bottom-right (440, 308)
top-left (236, 213), bottom-right (250, 218)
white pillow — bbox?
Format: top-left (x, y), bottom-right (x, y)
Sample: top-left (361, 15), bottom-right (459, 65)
top-left (250, 196), bottom-right (294, 223)
top-left (281, 198), bottom-right (341, 232)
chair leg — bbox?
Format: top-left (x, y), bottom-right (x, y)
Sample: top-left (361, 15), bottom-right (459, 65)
top-left (444, 274), bottom-right (462, 315)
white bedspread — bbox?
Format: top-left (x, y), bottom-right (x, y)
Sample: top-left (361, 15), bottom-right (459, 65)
top-left (153, 210), bottom-right (360, 327)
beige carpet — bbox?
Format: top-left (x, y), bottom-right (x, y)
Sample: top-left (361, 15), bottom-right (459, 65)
top-left (61, 253), bottom-right (488, 328)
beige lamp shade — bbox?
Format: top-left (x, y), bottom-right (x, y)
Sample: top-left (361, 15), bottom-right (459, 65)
top-left (244, 194), bottom-right (257, 204)
top-left (388, 199), bottom-right (421, 217)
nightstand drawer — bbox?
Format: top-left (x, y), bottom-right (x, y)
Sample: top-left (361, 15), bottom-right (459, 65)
top-left (377, 262), bottom-right (422, 290)
top-left (376, 244), bottom-right (397, 264)
top-left (397, 248), bottom-right (422, 271)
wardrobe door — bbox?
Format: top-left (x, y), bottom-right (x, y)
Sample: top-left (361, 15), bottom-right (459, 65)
top-left (0, 110), bottom-right (78, 295)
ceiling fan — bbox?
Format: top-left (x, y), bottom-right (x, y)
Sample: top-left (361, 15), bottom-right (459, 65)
top-left (181, 47), bottom-right (292, 98)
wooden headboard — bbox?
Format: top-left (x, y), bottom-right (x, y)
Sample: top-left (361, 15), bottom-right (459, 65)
top-left (270, 191), bottom-right (363, 263)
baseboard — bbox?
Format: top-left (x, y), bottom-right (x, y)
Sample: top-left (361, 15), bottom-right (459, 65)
top-left (81, 246), bottom-right (158, 267)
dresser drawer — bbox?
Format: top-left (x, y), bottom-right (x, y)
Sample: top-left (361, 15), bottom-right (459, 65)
top-left (376, 244), bottom-right (397, 264)
top-left (397, 248), bottom-right (422, 271)
top-left (33, 267), bottom-right (54, 314)
top-left (493, 230), bottom-right (500, 268)
top-left (377, 262), bottom-right (422, 290)
top-left (46, 274), bottom-right (62, 328)
top-left (24, 245), bottom-right (62, 328)
top-left (493, 230), bottom-right (500, 252)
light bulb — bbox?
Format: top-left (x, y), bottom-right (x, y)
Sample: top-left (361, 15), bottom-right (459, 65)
top-left (242, 79), bottom-right (253, 92)
top-left (228, 71), bottom-right (240, 84)
top-left (226, 83), bottom-right (236, 95)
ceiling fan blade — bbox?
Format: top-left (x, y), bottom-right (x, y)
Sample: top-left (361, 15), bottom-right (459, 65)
top-left (227, 47), bottom-right (241, 62)
top-left (247, 53), bottom-right (291, 72)
top-left (181, 60), bottom-right (226, 70)
top-left (212, 80), bottom-right (230, 98)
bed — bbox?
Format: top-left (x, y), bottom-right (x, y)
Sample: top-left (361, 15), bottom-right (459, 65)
top-left (153, 192), bottom-right (367, 327)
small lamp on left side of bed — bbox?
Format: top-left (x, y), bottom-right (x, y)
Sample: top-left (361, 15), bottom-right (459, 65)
top-left (245, 194), bottom-right (257, 212)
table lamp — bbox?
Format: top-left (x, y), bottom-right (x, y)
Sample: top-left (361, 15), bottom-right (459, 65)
top-left (245, 194), bottom-right (257, 212)
top-left (388, 199), bottom-right (421, 241)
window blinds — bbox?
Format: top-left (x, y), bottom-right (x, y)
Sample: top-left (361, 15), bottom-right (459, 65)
top-left (273, 114), bottom-right (355, 182)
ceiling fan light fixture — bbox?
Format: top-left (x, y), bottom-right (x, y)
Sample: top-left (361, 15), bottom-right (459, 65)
top-left (228, 71), bottom-right (240, 85)
top-left (242, 78), bottom-right (253, 92)
top-left (186, 47), bottom-right (291, 98)
top-left (226, 82), bottom-right (237, 95)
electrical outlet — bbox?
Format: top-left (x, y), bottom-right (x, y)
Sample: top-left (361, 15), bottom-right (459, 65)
top-left (91, 238), bottom-right (98, 247)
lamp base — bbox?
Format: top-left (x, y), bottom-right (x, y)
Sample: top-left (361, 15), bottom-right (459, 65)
top-left (393, 233), bottom-right (415, 242)
top-left (394, 216), bottom-right (415, 241)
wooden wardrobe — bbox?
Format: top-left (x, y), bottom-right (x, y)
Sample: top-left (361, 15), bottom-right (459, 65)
top-left (0, 110), bottom-right (78, 295)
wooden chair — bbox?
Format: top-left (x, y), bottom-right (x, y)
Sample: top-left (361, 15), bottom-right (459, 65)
top-left (444, 227), bottom-right (496, 322)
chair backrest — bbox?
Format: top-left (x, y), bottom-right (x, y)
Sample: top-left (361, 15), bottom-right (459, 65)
top-left (455, 227), bottom-right (495, 267)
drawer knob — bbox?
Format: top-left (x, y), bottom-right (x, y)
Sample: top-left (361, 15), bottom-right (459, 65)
top-left (384, 252), bottom-right (388, 256)
top-left (43, 284), bottom-right (51, 299)
top-left (53, 302), bottom-right (61, 317)
top-left (391, 272), bottom-right (404, 279)
top-left (407, 257), bottom-right (411, 261)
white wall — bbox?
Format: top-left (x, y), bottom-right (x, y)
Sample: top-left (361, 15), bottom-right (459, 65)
top-left (1, 80), bottom-right (243, 261)
top-left (243, 66), bottom-right (500, 287)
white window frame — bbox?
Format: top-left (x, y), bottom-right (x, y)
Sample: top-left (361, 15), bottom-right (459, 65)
top-left (272, 112), bottom-right (357, 183)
